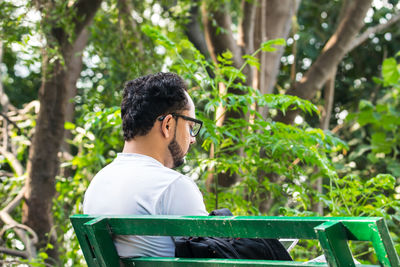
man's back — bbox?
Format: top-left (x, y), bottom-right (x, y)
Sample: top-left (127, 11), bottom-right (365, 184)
top-left (83, 153), bottom-right (207, 257)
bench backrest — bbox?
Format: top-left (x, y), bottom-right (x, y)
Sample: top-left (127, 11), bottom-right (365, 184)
top-left (70, 215), bottom-right (400, 267)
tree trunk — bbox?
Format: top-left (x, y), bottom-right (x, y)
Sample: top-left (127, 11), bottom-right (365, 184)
top-left (23, 56), bottom-right (66, 262)
top-left (201, 2), bottom-right (246, 188)
top-left (320, 72), bottom-right (336, 131)
top-left (184, 1), bottom-right (210, 58)
top-left (60, 28), bottom-right (89, 178)
top-left (64, 28), bottom-right (89, 135)
top-left (22, 0), bottom-right (102, 262)
top-left (313, 70), bottom-right (336, 215)
top-left (259, 0), bottom-right (300, 95)
top-left (251, 0), bottom-right (300, 213)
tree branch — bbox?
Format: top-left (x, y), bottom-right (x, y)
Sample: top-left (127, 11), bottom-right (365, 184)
top-left (348, 10), bottom-right (400, 52)
top-left (71, 0), bottom-right (103, 42)
top-left (0, 148), bottom-right (24, 177)
top-left (0, 247), bottom-right (28, 258)
top-left (320, 70), bottom-right (337, 130)
top-left (201, 2), bottom-right (243, 68)
top-left (0, 187), bottom-right (38, 259)
top-left (0, 170), bottom-right (13, 177)
top-left (2, 186), bottom-right (26, 214)
top-left (238, 0), bottom-right (257, 55)
top-left (0, 112), bottom-right (22, 136)
top-left (275, 0), bottom-right (372, 124)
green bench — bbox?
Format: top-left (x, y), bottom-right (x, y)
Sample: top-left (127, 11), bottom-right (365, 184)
top-left (70, 215), bottom-right (400, 267)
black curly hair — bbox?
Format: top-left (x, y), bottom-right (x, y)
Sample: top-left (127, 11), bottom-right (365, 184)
top-left (121, 72), bottom-right (189, 141)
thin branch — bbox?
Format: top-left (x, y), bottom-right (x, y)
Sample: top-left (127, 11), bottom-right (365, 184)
top-left (0, 187), bottom-right (38, 259)
top-left (0, 112), bottom-right (22, 135)
top-left (0, 259), bottom-right (53, 267)
top-left (0, 247), bottom-right (28, 258)
top-left (0, 170), bottom-right (14, 177)
top-left (320, 70), bottom-right (337, 130)
top-left (259, 0), bottom-right (267, 94)
top-left (0, 148), bottom-right (24, 177)
top-left (2, 186), bottom-right (26, 214)
top-left (0, 223), bottom-right (38, 242)
top-left (348, 11), bottom-right (400, 52)
top-left (20, 100), bottom-right (40, 115)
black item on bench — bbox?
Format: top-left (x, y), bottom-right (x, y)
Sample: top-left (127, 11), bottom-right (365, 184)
top-left (174, 208), bottom-right (292, 260)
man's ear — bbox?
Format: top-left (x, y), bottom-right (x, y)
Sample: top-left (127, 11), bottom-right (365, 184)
top-left (161, 114), bottom-right (174, 139)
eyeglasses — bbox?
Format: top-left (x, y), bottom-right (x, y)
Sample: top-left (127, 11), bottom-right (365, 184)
top-left (158, 113), bottom-right (203, 137)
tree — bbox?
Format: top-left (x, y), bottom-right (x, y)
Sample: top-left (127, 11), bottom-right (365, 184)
top-left (19, 0), bottom-right (102, 262)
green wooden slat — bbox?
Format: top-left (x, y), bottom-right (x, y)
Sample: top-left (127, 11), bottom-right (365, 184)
top-left (84, 217), bottom-right (121, 267)
top-left (105, 216), bottom-right (382, 240)
top-left (315, 221), bottom-right (355, 267)
top-left (341, 221), bottom-right (379, 241)
top-left (125, 257), bottom-right (328, 266)
top-left (70, 215), bottom-right (99, 267)
top-left (369, 218), bottom-right (400, 267)
top-left (122, 257), bottom-right (379, 267)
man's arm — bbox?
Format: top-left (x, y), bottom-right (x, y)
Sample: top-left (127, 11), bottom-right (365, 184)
top-left (156, 176), bottom-right (208, 216)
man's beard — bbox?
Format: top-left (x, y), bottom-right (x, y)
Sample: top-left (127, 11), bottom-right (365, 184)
top-left (168, 134), bottom-right (185, 168)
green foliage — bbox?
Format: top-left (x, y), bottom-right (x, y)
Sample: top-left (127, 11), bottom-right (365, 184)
top-left (69, 106), bottom-right (123, 175)
top-left (382, 58), bottom-right (400, 86)
top-left (141, 25), bottom-right (345, 217)
top-left (345, 53), bottom-right (400, 178)
top-left (347, 53), bottom-right (400, 257)
top-left (0, 2), bottom-right (41, 108)
top-left (326, 173), bottom-right (400, 260)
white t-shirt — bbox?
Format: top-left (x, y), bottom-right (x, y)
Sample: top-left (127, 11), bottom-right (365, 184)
top-left (83, 153), bottom-right (208, 257)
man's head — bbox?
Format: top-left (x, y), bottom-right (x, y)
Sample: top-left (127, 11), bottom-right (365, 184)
top-left (121, 72), bottom-right (202, 168)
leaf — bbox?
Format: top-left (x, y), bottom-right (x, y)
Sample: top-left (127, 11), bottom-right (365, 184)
top-left (141, 25), bottom-right (175, 49)
top-left (357, 110), bottom-right (375, 126)
top-left (371, 132), bottom-right (392, 154)
top-left (372, 76), bottom-right (383, 85)
top-left (382, 57), bottom-right (400, 86)
top-left (358, 99), bottom-right (374, 110)
top-left (39, 252), bottom-right (48, 259)
top-left (387, 160), bottom-right (400, 177)
top-left (261, 38), bottom-right (286, 52)
top-left (221, 50), bottom-right (233, 59)
top-left (242, 55), bottom-right (260, 70)
top-left (64, 121), bottom-right (75, 130)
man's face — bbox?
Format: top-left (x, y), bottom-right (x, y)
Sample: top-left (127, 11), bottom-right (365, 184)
top-left (168, 92), bottom-right (197, 168)
top-left (168, 130), bottom-right (185, 168)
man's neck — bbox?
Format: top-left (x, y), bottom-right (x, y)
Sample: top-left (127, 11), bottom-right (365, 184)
top-left (122, 139), bottom-right (167, 166)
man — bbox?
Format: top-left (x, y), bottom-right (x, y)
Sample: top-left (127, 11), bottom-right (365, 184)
top-left (83, 72), bottom-right (208, 258)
